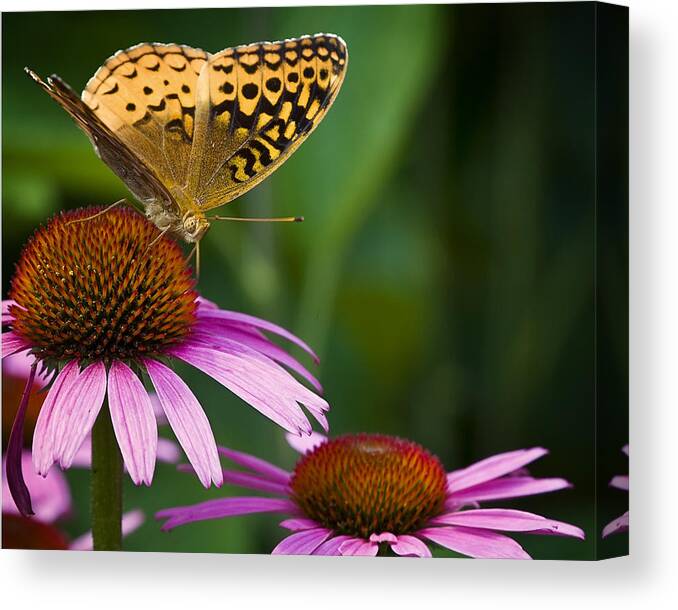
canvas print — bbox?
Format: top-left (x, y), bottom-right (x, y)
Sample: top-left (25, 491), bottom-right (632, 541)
top-left (1, 2), bottom-right (628, 559)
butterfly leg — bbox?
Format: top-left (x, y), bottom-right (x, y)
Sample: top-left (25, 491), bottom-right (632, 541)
top-left (143, 224), bottom-right (172, 253)
top-left (65, 198), bottom-right (127, 226)
top-left (184, 242), bottom-right (200, 278)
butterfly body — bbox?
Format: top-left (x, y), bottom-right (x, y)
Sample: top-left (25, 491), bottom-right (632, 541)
top-left (27, 34), bottom-right (347, 243)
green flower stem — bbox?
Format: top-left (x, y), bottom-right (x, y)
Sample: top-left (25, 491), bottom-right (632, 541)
top-left (91, 404), bottom-right (123, 551)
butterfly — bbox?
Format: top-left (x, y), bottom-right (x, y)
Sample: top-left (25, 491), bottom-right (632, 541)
top-left (26, 33), bottom-right (348, 244)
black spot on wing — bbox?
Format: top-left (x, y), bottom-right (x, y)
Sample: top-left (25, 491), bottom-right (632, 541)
top-left (242, 83), bottom-right (259, 99)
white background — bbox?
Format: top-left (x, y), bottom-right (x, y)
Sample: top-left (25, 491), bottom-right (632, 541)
top-left (1, 0), bottom-right (676, 608)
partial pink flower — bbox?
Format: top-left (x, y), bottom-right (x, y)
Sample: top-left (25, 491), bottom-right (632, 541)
top-left (158, 434), bottom-right (584, 559)
top-left (2, 450), bottom-right (144, 550)
top-left (602, 444), bottom-right (629, 538)
top-left (3, 207), bottom-right (327, 516)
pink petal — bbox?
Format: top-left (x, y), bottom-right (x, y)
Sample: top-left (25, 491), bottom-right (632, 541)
top-left (54, 362), bottom-right (107, 469)
top-left (107, 361), bottom-right (157, 486)
top-left (2, 299), bottom-right (17, 314)
top-left (447, 476), bottom-right (571, 504)
top-left (193, 322), bottom-right (323, 392)
top-left (196, 307), bottom-right (319, 363)
top-left (610, 475), bottom-right (629, 491)
top-left (390, 535), bottom-right (432, 558)
top-left (5, 361), bottom-right (37, 516)
top-left (219, 469), bottom-right (288, 494)
top-left (156, 497), bottom-right (296, 531)
top-left (70, 509), bottom-right (145, 551)
top-left (447, 447), bottom-right (549, 492)
top-left (285, 431), bottom-right (328, 454)
top-left (431, 508), bottom-right (585, 539)
top-left (218, 446), bottom-right (291, 483)
top-left (2, 451), bottom-right (71, 523)
top-left (1, 331), bottom-right (30, 358)
top-left (418, 526), bottom-right (531, 559)
top-left (602, 511), bottom-right (629, 537)
top-left (2, 351), bottom-right (50, 388)
top-left (157, 438), bottom-right (181, 464)
top-left (370, 532), bottom-right (397, 544)
top-left (622, 444), bottom-right (629, 456)
top-left (339, 538), bottom-right (379, 556)
top-left (171, 343), bottom-right (326, 434)
top-left (310, 535), bottom-right (352, 555)
top-left (272, 528), bottom-right (333, 555)
top-left (149, 393), bottom-right (168, 425)
top-left (32, 361), bottom-right (81, 476)
top-left (279, 518), bottom-right (322, 531)
top-left (177, 464), bottom-right (288, 495)
top-left (144, 359), bottom-right (222, 488)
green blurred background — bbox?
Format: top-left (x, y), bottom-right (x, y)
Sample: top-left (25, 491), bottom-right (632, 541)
top-left (2, 3), bottom-right (628, 559)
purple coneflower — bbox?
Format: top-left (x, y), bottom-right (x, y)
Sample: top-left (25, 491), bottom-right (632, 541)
top-left (158, 432), bottom-right (584, 558)
top-left (2, 450), bottom-right (144, 550)
top-left (602, 444), bottom-right (629, 538)
top-left (2, 207), bottom-right (328, 517)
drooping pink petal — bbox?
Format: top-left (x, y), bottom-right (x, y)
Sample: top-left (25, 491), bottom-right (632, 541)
top-left (32, 361), bottom-right (81, 476)
top-left (1, 331), bottom-right (30, 358)
top-left (285, 431), bottom-right (328, 454)
top-left (447, 476), bottom-right (571, 505)
top-left (310, 535), bottom-right (352, 555)
top-left (192, 322), bottom-right (323, 392)
top-left (156, 497), bottom-right (296, 531)
top-left (170, 342), bottom-right (320, 435)
top-left (195, 307), bottom-right (319, 363)
top-left (338, 537), bottom-right (379, 556)
top-left (144, 359), bottom-right (222, 488)
top-left (622, 444), bottom-right (629, 456)
top-left (6, 362), bottom-right (37, 516)
top-left (107, 361), bottom-right (157, 486)
top-left (602, 511), bottom-right (629, 538)
top-left (69, 509), bottom-right (145, 551)
top-left (390, 535), bottom-right (432, 558)
top-left (54, 362), bottom-right (107, 469)
top-left (279, 517), bottom-right (322, 531)
top-left (176, 464), bottom-right (289, 495)
top-left (272, 527), bottom-right (333, 555)
top-left (418, 526), bottom-right (531, 559)
top-left (2, 452), bottom-right (71, 523)
top-left (610, 475), bottom-right (629, 491)
top-left (217, 446), bottom-right (291, 483)
top-left (431, 508), bottom-right (585, 539)
top-left (446, 447), bottom-right (549, 493)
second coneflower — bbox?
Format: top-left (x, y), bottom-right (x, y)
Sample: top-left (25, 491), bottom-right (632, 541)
top-left (2, 206), bottom-right (328, 525)
top-left (158, 433), bottom-right (585, 558)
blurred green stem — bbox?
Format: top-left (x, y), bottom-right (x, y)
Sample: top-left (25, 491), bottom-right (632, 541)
top-left (91, 405), bottom-right (123, 551)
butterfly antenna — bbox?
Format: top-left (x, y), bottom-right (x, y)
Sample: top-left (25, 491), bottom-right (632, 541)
top-left (208, 215), bottom-right (304, 223)
top-left (65, 198), bottom-right (127, 226)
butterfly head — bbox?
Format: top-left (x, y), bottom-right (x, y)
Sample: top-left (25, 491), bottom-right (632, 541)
top-left (180, 210), bottom-right (210, 243)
